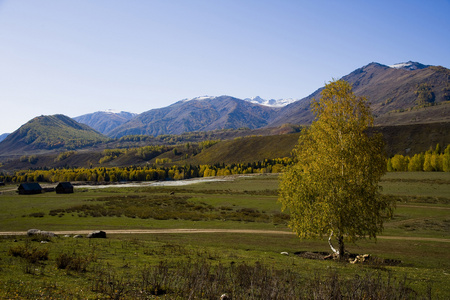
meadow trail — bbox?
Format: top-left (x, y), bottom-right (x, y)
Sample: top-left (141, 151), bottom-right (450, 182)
top-left (396, 204), bottom-right (450, 210)
top-left (1, 228), bottom-right (449, 242)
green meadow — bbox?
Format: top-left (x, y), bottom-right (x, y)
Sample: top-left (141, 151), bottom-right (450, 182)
top-left (0, 172), bottom-right (449, 299)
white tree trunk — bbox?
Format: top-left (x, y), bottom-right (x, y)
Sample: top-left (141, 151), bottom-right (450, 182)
top-left (328, 231), bottom-right (339, 254)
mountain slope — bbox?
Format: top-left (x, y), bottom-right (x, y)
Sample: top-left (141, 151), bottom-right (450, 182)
top-left (0, 133), bottom-right (9, 143)
top-left (108, 96), bottom-right (279, 138)
top-left (0, 114), bottom-right (109, 156)
top-left (270, 62), bottom-right (450, 127)
top-left (74, 110), bottom-right (136, 135)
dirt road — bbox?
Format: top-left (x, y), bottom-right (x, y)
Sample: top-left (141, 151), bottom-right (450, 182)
top-left (1, 228), bottom-right (449, 242)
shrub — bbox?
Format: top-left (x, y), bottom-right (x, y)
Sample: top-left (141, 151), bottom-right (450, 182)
top-left (55, 252), bottom-right (91, 272)
top-left (8, 244), bottom-right (49, 263)
top-left (27, 212), bottom-right (45, 218)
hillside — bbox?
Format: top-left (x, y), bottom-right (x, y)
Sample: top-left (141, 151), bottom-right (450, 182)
top-left (0, 115), bottom-right (109, 156)
top-left (185, 133), bottom-right (301, 165)
top-left (270, 62), bottom-right (450, 127)
top-left (184, 123), bottom-right (450, 165)
top-left (1, 122), bottom-right (448, 172)
top-left (73, 111), bottom-right (136, 135)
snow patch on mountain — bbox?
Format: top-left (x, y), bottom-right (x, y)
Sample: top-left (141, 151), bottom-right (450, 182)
top-left (244, 96), bottom-right (299, 107)
top-left (181, 95), bottom-right (218, 102)
top-left (102, 109), bottom-right (137, 116)
top-left (388, 61), bottom-right (429, 70)
top-left (104, 109), bottom-right (122, 114)
top-left (179, 95), bottom-right (298, 107)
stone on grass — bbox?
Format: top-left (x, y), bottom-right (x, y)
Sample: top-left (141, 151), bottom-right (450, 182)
top-left (87, 230), bottom-right (106, 238)
top-left (27, 229), bottom-right (57, 237)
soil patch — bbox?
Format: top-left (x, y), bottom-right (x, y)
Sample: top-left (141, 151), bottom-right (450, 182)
top-left (294, 251), bottom-right (402, 266)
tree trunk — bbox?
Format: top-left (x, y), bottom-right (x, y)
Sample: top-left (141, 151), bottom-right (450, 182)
top-left (337, 235), bottom-right (345, 260)
top-left (328, 231), bottom-right (339, 255)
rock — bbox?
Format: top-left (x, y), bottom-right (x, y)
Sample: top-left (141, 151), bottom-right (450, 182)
top-left (27, 229), bottom-right (41, 236)
top-left (87, 230), bottom-right (106, 238)
top-left (27, 229), bottom-right (57, 237)
top-left (40, 230), bottom-right (57, 237)
top-left (73, 235), bottom-right (83, 238)
top-left (350, 254), bottom-right (370, 264)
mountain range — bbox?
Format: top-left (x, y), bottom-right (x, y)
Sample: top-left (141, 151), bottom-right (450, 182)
top-left (96, 61), bottom-right (450, 137)
top-left (0, 61), bottom-right (449, 157)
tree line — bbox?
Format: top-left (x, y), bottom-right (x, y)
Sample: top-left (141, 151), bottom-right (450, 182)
top-left (1, 145), bottom-right (449, 184)
top-left (387, 144), bottom-right (450, 172)
top-left (0, 158), bottom-right (292, 184)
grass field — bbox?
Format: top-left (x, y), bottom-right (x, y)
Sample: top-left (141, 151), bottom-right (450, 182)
top-left (0, 172), bottom-right (449, 299)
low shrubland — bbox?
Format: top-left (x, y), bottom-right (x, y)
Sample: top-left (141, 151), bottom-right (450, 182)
top-left (46, 194), bottom-right (289, 224)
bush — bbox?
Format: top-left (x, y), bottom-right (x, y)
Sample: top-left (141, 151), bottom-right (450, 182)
top-left (8, 244), bottom-right (49, 264)
top-left (55, 252), bottom-right (91, 272)
top-left (27, 212), bottom-right (45, 218)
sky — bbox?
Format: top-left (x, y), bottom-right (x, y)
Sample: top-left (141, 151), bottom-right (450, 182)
top-left (0, 0), bottom-right (449, 134)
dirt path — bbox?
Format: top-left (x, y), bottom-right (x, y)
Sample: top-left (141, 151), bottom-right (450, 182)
top-left (396, 204), bottom-right (450, 210)
top-left (1, 228), bottom-right (449, 242)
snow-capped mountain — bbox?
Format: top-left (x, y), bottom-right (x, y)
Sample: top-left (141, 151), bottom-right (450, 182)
top-left (244, 96), bottom-right (299, 107)
top-left (180, 96), bottom-right (218, 103)
top-left (180, 95), bottom-right (298, 107)
top-left (388, 61), bottom-right (430, 70)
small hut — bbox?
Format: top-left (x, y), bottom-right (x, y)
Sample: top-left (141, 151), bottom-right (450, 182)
top-left (18, 183), bottom-right (42, 195)
top-left (56, 182), bottom-right (74, 194)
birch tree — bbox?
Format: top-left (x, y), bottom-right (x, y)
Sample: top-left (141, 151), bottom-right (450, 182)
top-left (279, 80), bottom-right (394, 259)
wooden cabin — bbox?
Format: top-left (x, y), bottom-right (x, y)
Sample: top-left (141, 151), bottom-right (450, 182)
top-left (18, 183), bottom-right (42, 195)
top-left (56, 182), bottom-right (74, 194)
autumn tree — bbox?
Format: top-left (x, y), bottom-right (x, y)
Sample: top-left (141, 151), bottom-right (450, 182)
top-left (279, 80), bottom-right (395, 259)
top-left (415, 83), bottom-right (435, 106)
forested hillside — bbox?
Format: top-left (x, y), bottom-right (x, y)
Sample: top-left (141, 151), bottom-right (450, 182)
top-left (1, 122), bottom-right (449, 174)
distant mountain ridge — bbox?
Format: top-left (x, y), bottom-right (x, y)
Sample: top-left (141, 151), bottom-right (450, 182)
top-left (107, 96), bottom-right (279, 138)
top-left (73, 110), bottom-right (136, 135)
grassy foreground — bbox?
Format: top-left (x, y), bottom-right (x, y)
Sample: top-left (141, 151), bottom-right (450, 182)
top-left (0, 172), bottom-right (449, 299)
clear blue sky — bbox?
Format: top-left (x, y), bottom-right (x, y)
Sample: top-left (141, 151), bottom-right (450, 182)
top-left (1, 0), bottom-right (449, 134)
